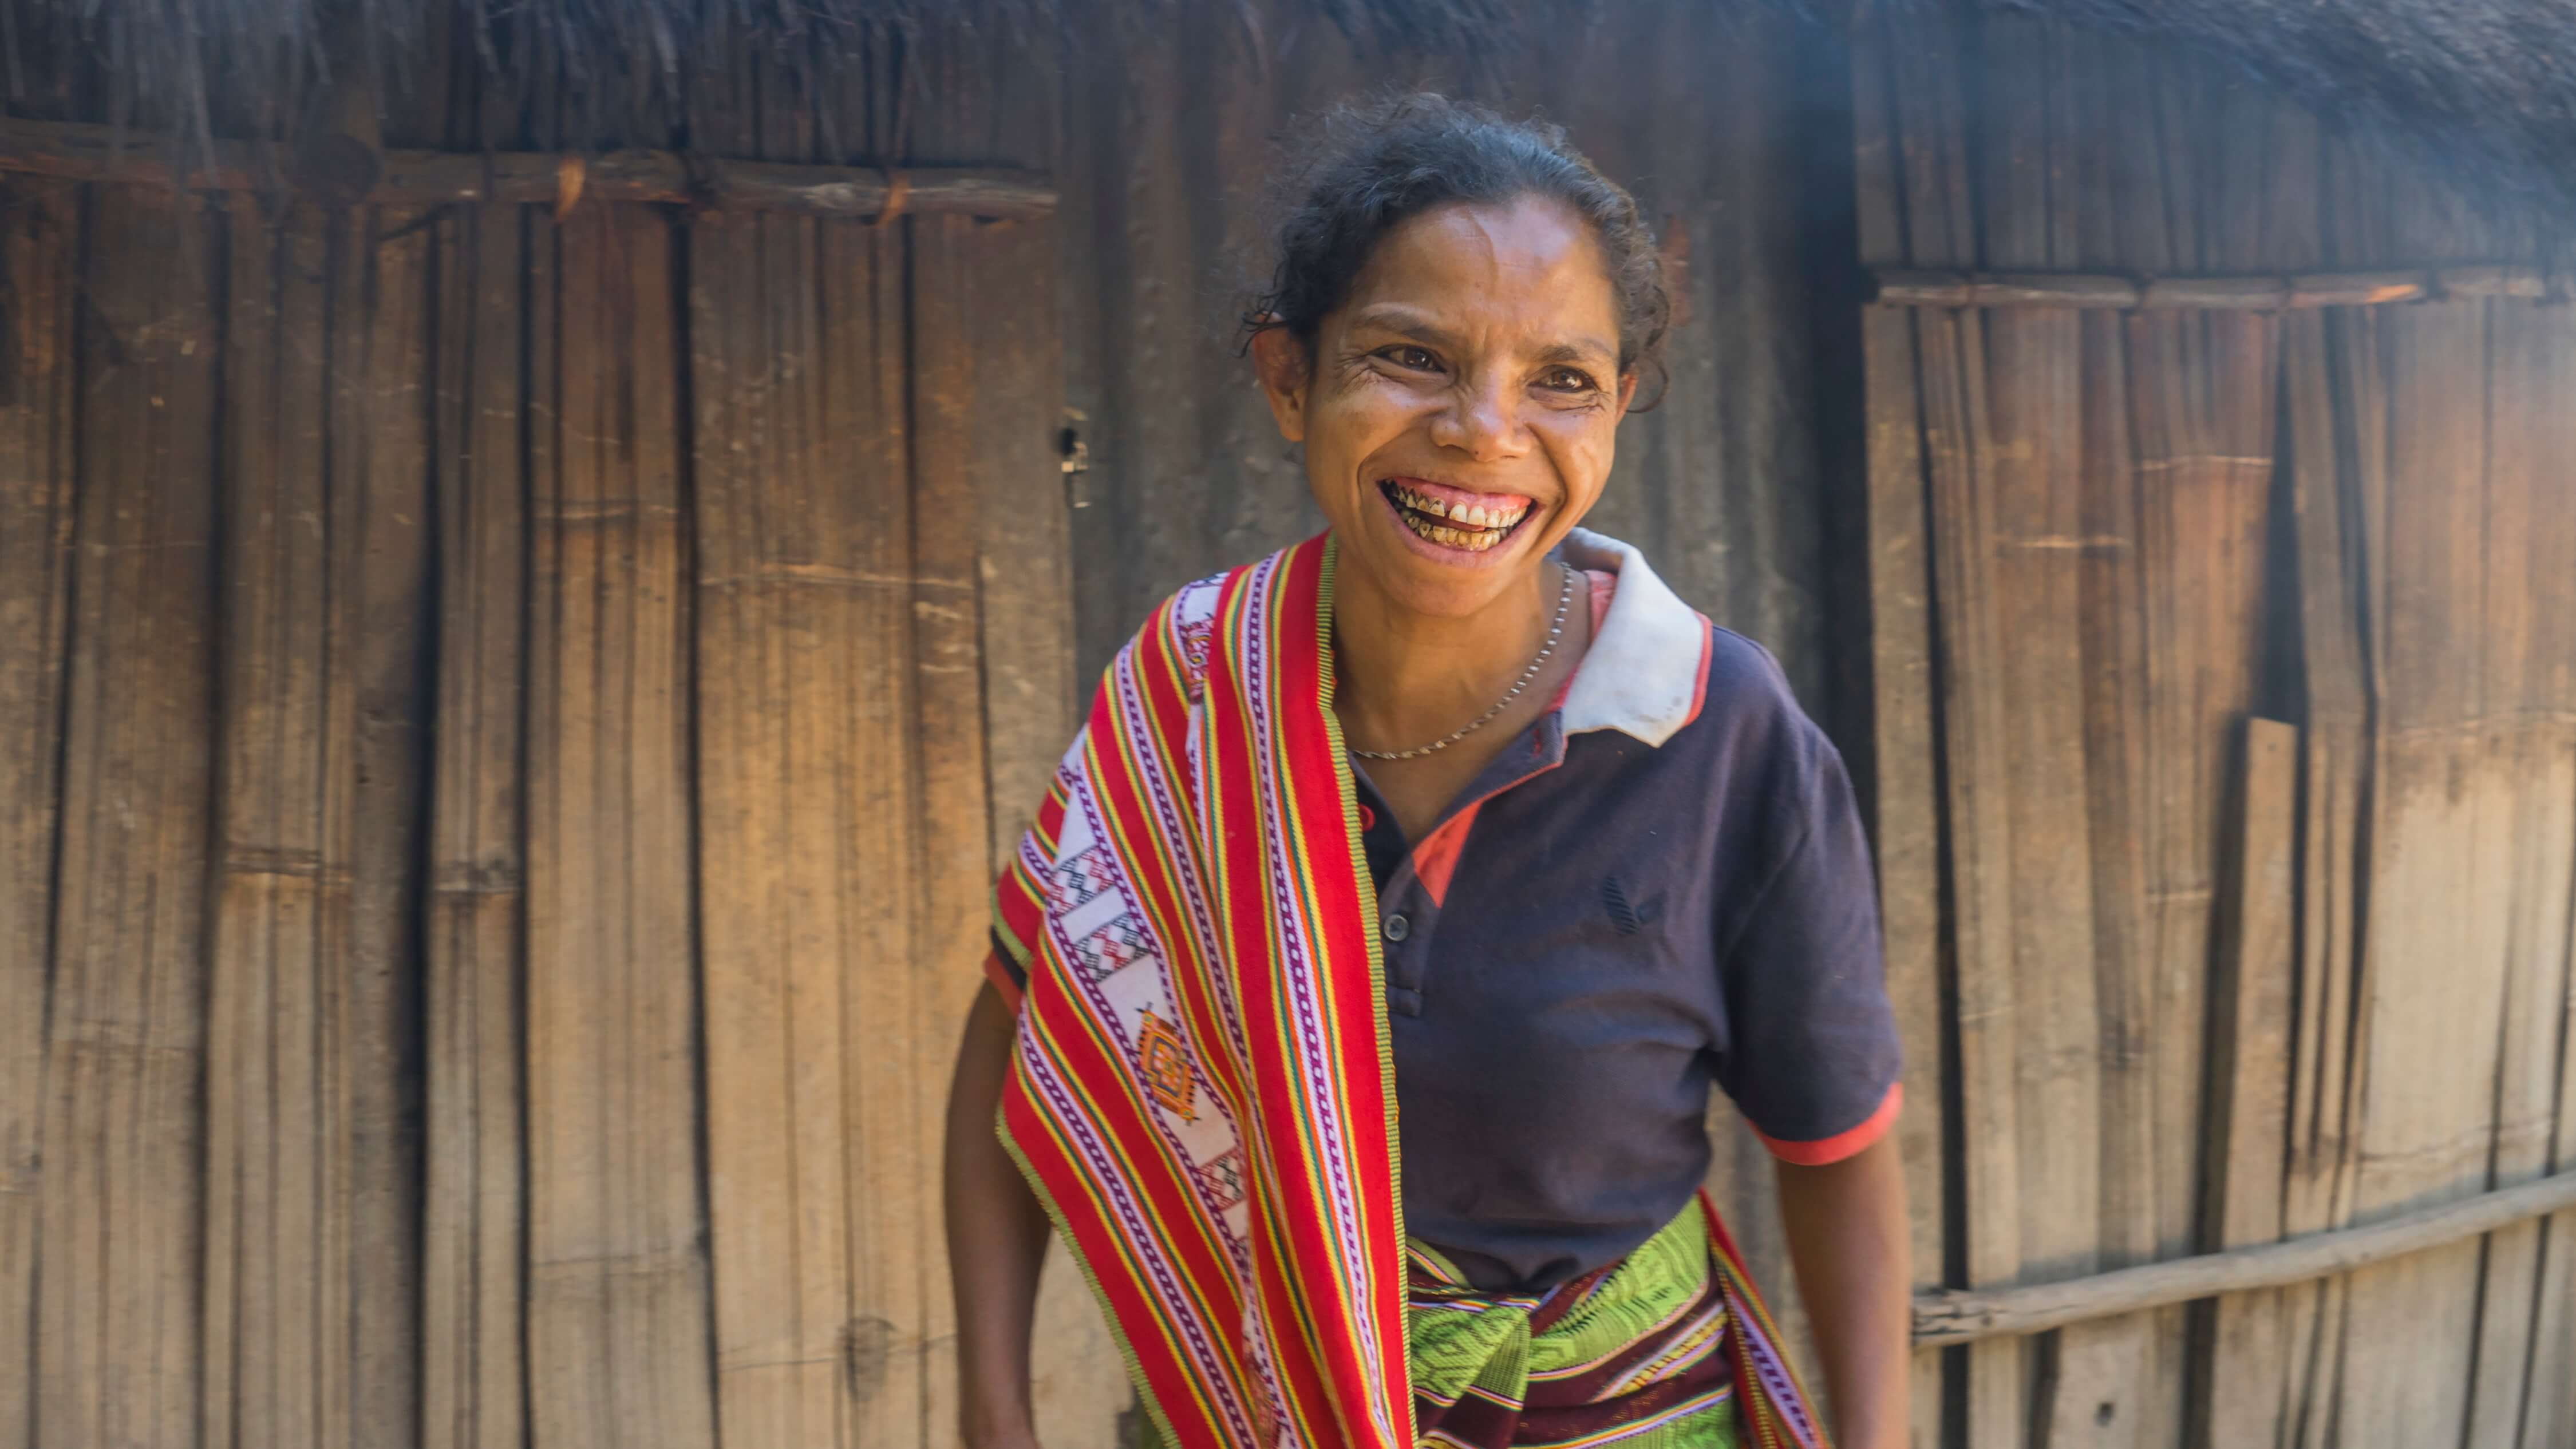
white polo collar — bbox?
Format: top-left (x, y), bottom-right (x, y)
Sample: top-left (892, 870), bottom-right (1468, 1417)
top-left (1555, 528), bottom-right (1711, 748)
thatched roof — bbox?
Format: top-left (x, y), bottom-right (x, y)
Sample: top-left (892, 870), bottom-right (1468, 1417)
top-left (8, 0), bottom-right (2575, 216)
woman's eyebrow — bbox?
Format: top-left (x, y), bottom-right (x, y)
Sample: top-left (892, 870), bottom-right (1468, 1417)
top-left (1536, 339), bottom-right (1617, 366)
top-left (1347, 305), bottom-right (1463, 350)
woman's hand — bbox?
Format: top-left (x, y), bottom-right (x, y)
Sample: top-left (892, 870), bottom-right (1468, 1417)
top-left (945, 981), bottom-right (1055, 1449)
top-left (1775, 1134), bottom-right (1911, 1449)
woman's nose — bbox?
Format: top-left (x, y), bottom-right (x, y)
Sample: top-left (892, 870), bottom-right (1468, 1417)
top-left (1429, 374), bottom-right (1531, 461)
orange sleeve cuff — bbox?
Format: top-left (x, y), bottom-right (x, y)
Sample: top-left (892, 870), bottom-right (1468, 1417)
top-left (1755, 1082), bottom-right (1902, 1166)
top-left (982, 950), bottom-right (1026, 1014)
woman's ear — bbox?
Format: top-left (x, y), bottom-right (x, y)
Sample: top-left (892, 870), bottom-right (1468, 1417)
top-left (1615, 367), bottom-right (1639, 419)
top-left (1250, 326), bottom-right (1311, 444)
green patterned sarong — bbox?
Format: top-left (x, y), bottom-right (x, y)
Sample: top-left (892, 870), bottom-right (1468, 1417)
top-left (1402, 1196), bottom-right (1743, 1447)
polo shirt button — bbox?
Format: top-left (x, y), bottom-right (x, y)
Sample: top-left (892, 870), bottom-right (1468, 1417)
top-left (1382, 912), bottom-right (1411, 943)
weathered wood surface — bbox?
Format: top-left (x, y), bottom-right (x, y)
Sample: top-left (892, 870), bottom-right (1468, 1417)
top-left (1848, 9), bottom-right (2573, 1448)
top-left (1856, 303), bottom-right (1949, 1449)
top-left (523, 204), bottom-right (718, 1449)
top-left (1911, 1169), bottom-right (2576, 1347)
top-left (2191, 719), bottom-right (2298, 1446)
top-left (203, 201), bottom-right (359, 1449)
top-left (688, 45), bottom-right (940, 1442)
top-left (2277, 307), bottom-right (2372, 1449)
top-left (35, 184), bottom-right (222, 1449)
top-left (0, 113), bottom-right (1054, 216)
top-left (422, 201), bottom-right (531, 1449)
top-left (2326, 299), bottom-right (2507, 1446)
top-left (0, 177), bottom-right (77, 1449)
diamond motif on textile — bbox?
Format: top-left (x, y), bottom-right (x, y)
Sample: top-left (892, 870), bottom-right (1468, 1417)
top-left (1069, 914), bottom-right (1151, 984)
top-left (1136, 1009), bottom-right (1195, 1120)
top-left (1192, 1148), bottom-right (1244, 1209)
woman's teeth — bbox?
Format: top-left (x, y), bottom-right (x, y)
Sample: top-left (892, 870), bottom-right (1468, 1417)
top-left (1385, 482), bottom-right (1528, 551)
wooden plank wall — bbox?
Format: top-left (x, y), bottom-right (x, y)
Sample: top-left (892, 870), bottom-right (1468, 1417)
top-left (1858, 3), bottom-right (2576, 1447)
top-left (0, 36), bottom-right (1084, 1449)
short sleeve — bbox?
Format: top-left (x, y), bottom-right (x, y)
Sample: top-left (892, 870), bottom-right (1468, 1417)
top-left (1711, 727), bottom-right (1904, 1165)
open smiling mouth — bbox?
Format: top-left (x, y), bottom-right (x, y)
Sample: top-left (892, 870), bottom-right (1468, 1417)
top-left (1378, 480), bottom-right (1532, 553)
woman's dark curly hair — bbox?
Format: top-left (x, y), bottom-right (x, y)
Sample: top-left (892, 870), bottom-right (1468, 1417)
top-left (1244, 93), bottom-right (1670, 383)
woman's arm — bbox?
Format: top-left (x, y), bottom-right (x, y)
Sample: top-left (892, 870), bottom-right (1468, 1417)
top-left (944, 981), bottom-right (1055, 1449)
top-left (1775, 1134), bottom-right (1911, 1449)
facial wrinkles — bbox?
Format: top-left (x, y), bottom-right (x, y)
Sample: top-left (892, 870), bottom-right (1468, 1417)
top-left (1286, 197), bottom-right (1625, 612)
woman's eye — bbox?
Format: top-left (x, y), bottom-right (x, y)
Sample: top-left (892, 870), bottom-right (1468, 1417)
top-left (1540, 367), bottom-right (1597, 393)
top-left (1380, 346), bottom-right (1440, 371)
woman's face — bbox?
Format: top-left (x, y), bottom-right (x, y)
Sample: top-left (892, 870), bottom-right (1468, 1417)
top-left (1255, 195), bottom-right (1637, 620)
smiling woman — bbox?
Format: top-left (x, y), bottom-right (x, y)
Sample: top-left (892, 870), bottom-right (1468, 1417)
top-left (945, 95), bottom-right (1910, 1449)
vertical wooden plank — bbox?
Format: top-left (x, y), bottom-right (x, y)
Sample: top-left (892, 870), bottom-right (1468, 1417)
top-left (910, 27), bottom-right (1116, 1441)
top-left (1859, 303), bottom-right (1950, 1449)
top-left (34, 184), bottom-right (222, 1449)
top-left (422, 201), bottom-right (530, 1449)
top-left (685, 52), bottom-right (851, 1448)
top-left (0, 177), bottom-right (78, 1449)
top-left (341, 199), bottom-right (434, 1449)
top-left (2122, 303), bottom-right (2281, 1449)
top-left (203, 200), bottom-right (347, 1449)
top-left (2277, 306), bottom-right (2374, 1449)
top-left (689, 192), bottom-right (932, 1449)
top-left (192, 177), bottom-right (433, 1449)
top-left (2064, 301), bottom-right (2158, 1449)
top-left (1915, 306), bottom-right (2027, 1449)
top-left (524, 203), bottom-right (717, 1449)
top-left (2331, 298), bottom-right (2504, 1448)
top-left (2192, 718), bottom-right (2298, 1448)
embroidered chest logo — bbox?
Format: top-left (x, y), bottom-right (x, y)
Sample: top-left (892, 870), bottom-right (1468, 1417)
top-left (1601, 874), bottom-right (1665, 936)
top-left (1135, 1009), bottom-right (1196, 1119)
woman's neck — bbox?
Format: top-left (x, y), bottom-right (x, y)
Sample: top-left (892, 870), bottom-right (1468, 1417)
top-left (1329, 552), bottom-right (1563, 754)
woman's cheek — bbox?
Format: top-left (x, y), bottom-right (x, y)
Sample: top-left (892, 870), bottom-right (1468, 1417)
top-left (1546, 419), bottom-right (1617, 508)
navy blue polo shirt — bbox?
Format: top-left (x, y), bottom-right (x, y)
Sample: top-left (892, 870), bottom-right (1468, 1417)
top-left (1353, 530), bottom-right (1901, 1292)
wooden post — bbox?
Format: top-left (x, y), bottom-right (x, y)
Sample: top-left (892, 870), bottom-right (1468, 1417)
top-left (0, 177), bottom-right (78, 1449)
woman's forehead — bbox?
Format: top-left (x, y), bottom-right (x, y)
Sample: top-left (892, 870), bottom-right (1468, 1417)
top-left (1342, 197), bottom-right (1619, 354)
